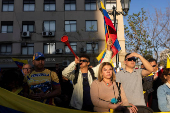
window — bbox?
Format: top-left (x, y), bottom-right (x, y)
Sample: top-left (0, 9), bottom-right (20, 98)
top-left (0, 44), bottom-right (12, 55)
top-left (106, 0), bottom-right (116, 10)
top-left (21, 43), bottom-right (34, 55)
top-left (44, 0), bottom-right (55, 11)
top-left (86, 20), bottom-right (97, 32)
top-left (86, 43), bottom-right (98, 53)
top-left (65, 42), bottom-right (76, 53)
top-left (43, 21), bottom-right (55, 32)
top-left (2, 0), bottom-right (14, 12)
top-left (1, 21), bottom-right (13, 33)
top-left (85, 0), bottom-right (96, 10)
top-left (65, 21), bottom-right (76, 32)
top-left (44, 43), bottom-right (55, 54)
top-left (22, 21), bottom-right (35, 32)
top-left (23, 0), bottom-right (35, 11)
top-left (65, 0), bottom-right (76, 11)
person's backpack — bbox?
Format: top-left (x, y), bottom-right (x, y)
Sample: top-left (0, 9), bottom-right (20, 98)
top-left (73, 65), bottom-right (96, 85)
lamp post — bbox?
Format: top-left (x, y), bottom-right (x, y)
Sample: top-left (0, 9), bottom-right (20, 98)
top-left (98, 0), bottom-right (131, 69)
top-left (91, 41), bottom-right (96, 66)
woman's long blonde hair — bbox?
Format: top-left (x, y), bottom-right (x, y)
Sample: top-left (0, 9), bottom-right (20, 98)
top-left (98, 62), bottom-right (116, 82)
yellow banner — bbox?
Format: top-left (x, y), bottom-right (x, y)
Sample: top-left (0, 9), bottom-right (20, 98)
top-left (167, 54), bottom-right (170, 68)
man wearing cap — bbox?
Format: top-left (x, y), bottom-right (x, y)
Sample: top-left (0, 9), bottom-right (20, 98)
top-left (23, 52), bottom-right (61, 105)
top-left (116, 53), bottom-right (153, 109)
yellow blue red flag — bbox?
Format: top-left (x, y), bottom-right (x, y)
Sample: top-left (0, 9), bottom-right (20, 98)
top-left (96, 1), bottom-right (121, 63)
top-left (12, 58), bottom-right (28, 69)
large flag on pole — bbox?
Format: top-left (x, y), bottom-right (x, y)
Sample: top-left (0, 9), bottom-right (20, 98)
top-left (96, 1), bottom-right (121, 63)
top-left (12, 58), bottom-right (28, 69)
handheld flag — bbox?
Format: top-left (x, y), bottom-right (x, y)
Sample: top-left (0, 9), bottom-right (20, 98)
top-left (167, 54), bottom-right (170, 68)
top-left (12, 58), bottom-right (28, 69)
top-left (96, 1), bottom-right (121, 63)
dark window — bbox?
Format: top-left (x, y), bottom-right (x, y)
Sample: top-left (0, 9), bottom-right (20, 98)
top-left (65, 42), bottom-right (76, 53)
top-left (22, 21), bottom-right (35, 32)
top-left (43, 21), bottom-right (55, 32)
top-left (86, 43), bottom-right (98, 53)
top-left (44, 0), bottom-right (55, 11)
top-left (65, 20), bottom-right (76, 32)
top-left (21, 43), bottom-right (34, 55)
top-left (1, 21), bottom-right (13, 33)
top-left (64, 0), bottom-right (76, 11)
top-left (86, 20), bottom-right (97, 32)
top-left (2, 0), bottom-right (14, 12)
top-left (85, 0), bottom-right (96, 10)
top-left (23, 0), bottom-right (35, 11)
top-left (44, 43), bottom-right (55, 54)
top-left (0, 44), bottom-right (12, 55)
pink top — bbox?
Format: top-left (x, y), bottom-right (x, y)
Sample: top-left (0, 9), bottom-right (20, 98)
top-left (90, 80), bottom-right (129, 112)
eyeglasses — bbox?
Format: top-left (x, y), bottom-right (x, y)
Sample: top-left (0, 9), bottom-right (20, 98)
top-left (126, 57), bottom-right (136, 62)
top-left (80, 60), bottom-right (89, 62)
top-left (23, 68), bottom-right (31, 71)
top-left (152, 65), bottom-right (157, 67)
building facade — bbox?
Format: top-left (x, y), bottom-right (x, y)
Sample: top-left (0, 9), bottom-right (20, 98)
top-left (0, 0), bottom-right (126, 69)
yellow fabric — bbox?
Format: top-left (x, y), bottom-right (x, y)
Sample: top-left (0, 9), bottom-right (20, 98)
top-left (12, 87), bottom-right (23, 95)
top-left (0, 87), bottom-right (90, 113)
top-left (96, 48), bottom-right (106, 61)
top-left (167, 54), bottom-right (170, 68)
top-left (100, 1), bottom-right (106, 9)
top-left (12, 58), bottom-right (28, 64)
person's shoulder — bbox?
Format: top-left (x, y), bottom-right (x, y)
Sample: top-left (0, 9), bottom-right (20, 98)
top-left (158, 83), bottom-right (166, 91)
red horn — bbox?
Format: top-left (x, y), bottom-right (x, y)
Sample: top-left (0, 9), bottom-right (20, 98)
top-left (61, 35), bottom-right (78, 59)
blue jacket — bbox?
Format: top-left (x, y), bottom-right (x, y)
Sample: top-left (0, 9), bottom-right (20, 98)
top-left (157, 83), bottom-right (170, 112)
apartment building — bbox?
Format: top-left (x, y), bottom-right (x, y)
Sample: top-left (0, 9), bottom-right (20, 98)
top-left (0, 0), bottom-right (126, 69)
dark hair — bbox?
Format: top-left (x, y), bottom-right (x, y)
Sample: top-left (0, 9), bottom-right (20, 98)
top-left (161, 68), bottom-right (170, 83)
top-left (80, 54), bottom-right (90, 61)
top-left (148, 58), bottom-right (157, 64)
top-left (124, 53), bottom-right (131, 61)
top-left (0, 69), bottom-right (24, 91)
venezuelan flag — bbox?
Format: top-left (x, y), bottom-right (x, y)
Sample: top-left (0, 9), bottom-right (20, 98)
top-left (96, 1), bottom-right (121, 63)
top-left (12, 58), bottom-right (28, 69)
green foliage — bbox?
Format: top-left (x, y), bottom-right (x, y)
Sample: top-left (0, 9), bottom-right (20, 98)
top-left (125, 8), bottom-right (152, 57)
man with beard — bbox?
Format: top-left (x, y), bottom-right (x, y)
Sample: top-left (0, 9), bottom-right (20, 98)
top-left (23, 52), bottom-right (61, 105)
top-left (62, 38), bottom-right (113, 111)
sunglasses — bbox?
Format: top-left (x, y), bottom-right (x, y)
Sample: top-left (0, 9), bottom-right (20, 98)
top-left (80, 60), bottom-right (89, 62)
top-left (126, 57), bottom-right (136, 62)
top-left (152, 65), bottom-right (157, 67)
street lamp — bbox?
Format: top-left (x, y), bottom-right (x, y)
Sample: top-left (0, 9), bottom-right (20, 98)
top-left (97, 0), bottom-right (131, 69)
top-left (91, 41), bottom-right (96, 54)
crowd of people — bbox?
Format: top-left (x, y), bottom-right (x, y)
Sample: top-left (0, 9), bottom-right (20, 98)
top-left (0, 38), bottom-right (169, 113)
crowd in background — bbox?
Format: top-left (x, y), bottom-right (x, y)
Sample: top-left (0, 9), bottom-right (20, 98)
top-left (0, 44), bottom-right (170, 113)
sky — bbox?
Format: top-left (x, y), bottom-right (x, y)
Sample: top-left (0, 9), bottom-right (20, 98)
top-left (123, 0), bottom-right (170, 58)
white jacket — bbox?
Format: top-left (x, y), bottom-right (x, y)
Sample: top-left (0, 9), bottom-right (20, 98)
top-left (62, 50), bottom-right (112, 110)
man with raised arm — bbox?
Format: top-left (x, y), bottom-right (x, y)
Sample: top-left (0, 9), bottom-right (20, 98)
top-left (62, 38), bottom-right (113, 111)
top-left (116, 53), bottom-right (153, 108)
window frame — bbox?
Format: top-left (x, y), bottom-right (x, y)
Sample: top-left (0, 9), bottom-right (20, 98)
top-left (0, 44), bottom-right (12, 55)
top-left (64, 0), bottom-right (76, 11)
top-left (43, 43), bottom-right (56, 54)
top-left (85, 0), bottom-right (97, 11)
top-left (85, 20), bottom-right (97, 32)
top-left (21, 43), bottom-right (34, 55)
top-left (23, 0), bottom-right (35, 12)
top-left (106, 0), bottom-right (116, 10)
top-left (65, 20), bottom-right (77, 32)
top-left (2, 0), bottom-right (14, 12)
top-left (1, 21), bottom-right (13, 33)
top-left (22, 21), bottom-right (35, 33)
top-left (44, 0), bottom-right (56, 11)
top-left (65, 42), bottom-right (77, 54)
top-left (43, 20), bottom-right (56, 32)
top-left (86, 42), bottom-right (98, 54)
